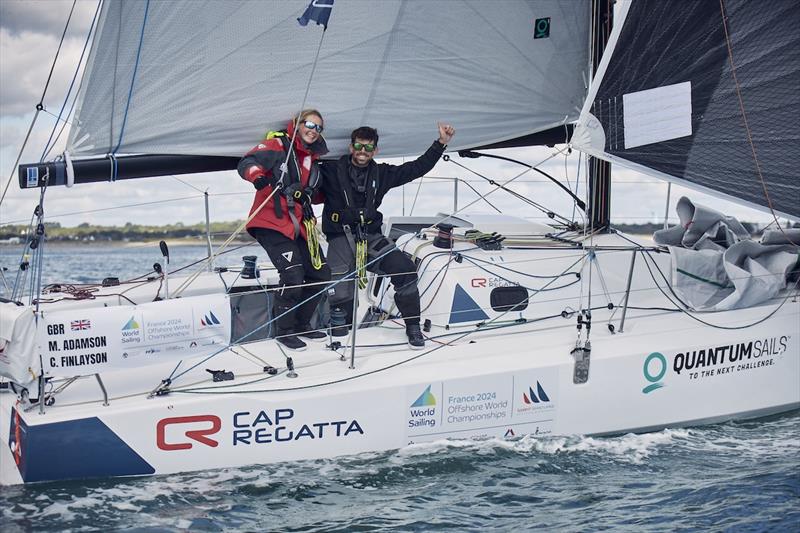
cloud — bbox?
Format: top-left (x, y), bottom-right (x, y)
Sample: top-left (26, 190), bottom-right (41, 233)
top-left (0, 1), bottom-right (784, 231)
top-left (0, 1), bottom-right (96, 116)
top-left (0, 0), bottom-right (97, 37)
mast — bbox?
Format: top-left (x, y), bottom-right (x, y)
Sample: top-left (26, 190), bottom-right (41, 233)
top-left (587, 0), bottom-right (613, 230)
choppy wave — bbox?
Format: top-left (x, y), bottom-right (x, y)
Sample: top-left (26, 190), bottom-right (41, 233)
top-left (3, 411), bottom-right (798, 532)
top-left (2, 245), bottom-right (799, 531)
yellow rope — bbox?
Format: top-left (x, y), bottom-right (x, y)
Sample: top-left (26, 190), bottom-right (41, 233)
top-left (356, 240), bottom-right (368, 289)
top-left (304, 219), bottom-right (323, 270)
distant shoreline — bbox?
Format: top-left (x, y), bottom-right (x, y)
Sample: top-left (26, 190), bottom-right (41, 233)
top-left (0, 239), bottom-right (253, 248)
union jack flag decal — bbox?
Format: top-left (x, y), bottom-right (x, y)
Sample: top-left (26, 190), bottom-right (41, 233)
top-left (70, 319), bottom-right (91, 331)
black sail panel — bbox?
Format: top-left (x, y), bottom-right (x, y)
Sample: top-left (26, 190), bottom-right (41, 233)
top-left (579, 0), bottom-right (799, 219)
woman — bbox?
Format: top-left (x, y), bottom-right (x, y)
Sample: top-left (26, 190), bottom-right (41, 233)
top-left (237, 109), bottom-right (331, 351)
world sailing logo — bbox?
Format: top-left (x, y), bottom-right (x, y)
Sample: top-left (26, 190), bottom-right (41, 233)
top-left (411, 385), bottom-right (436, 407)
top-left (408, 385), bottom-right (437, 430)
top-left (642, 352), bottom-right (667, 394)
top-left (122, 317), bottom-right (140, 330)
top-left (200, 311), bottom-right (221, 327)
top-left (121, 316), bottom-right (142, 345)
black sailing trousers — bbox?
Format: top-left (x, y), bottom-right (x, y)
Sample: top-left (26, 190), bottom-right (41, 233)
top-left (251, 228), bottom-right (331, 335)
top-left (326, 232), bottom-right (421, 327)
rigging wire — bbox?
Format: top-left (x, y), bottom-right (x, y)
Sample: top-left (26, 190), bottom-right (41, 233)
top-left (0, 1), bottom-right (80, 208)
top-left (640, 248), bottom-right (798, 330)
top-left (41, 0), bottom-right (103, 162)
top-left (171, 22), bottom-right (330, 297)
top-left (0, 195), bottom-right (204, 226)
top-left (718, 0), bottom-right (797, 245)
top-left (168, 254), bottom-right (588, 396)
top-left (110, 0), bottom-right (149, 157)
top-left (443, 156), bottom-right (574, 226)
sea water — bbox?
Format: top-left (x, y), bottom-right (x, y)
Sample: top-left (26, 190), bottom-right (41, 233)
top-left (1, 245), bottom-right (798, 531)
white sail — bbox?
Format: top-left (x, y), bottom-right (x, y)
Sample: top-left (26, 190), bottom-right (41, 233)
top-left (67, 0), bottom-right (591, 159)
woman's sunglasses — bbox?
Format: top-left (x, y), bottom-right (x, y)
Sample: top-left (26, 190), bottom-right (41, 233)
top-left (302, 120), bottom-right (324, 133)
top-left (352, 142), bottom-right (376, 152)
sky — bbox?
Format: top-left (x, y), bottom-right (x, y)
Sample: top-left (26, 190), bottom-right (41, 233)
top-left (0, 0), bottom-right (784, 231)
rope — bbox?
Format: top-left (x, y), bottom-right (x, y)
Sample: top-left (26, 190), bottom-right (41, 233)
top-left (171, 187), bottom-right (281, 297)
top-left (0, 1), bottom-right (81, 208)
top-left (41, 0), bottom-right (102, 162)
top-left (304, 218), bottom-right (323, 270)
top-left (111, 0), bottom-right (150, 155)
top-left (641, 248), bottom-right (798, 330)
top-left (718, 0), bottom-right (797, 245)
top-left (173, 22), bottom-right (329, 297)
top-left (355, 239), bottom-right (368, 289)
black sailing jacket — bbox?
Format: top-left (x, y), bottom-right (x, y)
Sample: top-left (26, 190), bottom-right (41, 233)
top-left (318, 140), bottom-right (445, 236)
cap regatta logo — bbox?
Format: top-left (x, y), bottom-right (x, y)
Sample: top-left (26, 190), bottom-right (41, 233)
top-left (157, 415), bottom-right (221, 450)
top-left (642, 352), bottom-right (667, 394)
top-left (200, 311), bottom-right (221, 327)
top-left (70, 319), bottom-right (91, 331)
top-left (523, 382), bottom-right (550, 404)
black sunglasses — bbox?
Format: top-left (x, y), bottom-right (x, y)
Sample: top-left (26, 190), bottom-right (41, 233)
top-left (352, 142), bottom-right (376, 152)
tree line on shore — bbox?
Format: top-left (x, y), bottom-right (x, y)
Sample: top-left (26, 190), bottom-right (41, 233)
top-left (0, 221), bottom-right (253, 243)
top-left (0, 220), bottom-right (774, 244)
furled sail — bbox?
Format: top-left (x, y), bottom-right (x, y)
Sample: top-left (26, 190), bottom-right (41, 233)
top-left (573, 0), bottom-right (800, 219)
top-left (66, 0), bottom-right (590, 160)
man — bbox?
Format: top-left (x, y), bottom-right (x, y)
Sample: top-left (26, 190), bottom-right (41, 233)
top-left (319, 123), bottom-right (455, 349)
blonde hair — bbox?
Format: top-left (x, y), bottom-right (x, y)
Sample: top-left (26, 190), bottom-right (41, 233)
top-left (293, 108), bottom-right (323, 129)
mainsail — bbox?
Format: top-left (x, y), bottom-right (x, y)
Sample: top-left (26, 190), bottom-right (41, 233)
top-left (65, 0), bottom-right (591, 160)
top-left (574, 0), bottom-right (800, 219)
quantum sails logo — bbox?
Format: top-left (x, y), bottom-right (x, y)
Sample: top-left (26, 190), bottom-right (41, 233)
top-left (642, 335), bottom-right (791, 388)
top-left (642, 352), bottom-right (667, 394)
top-left (672, 336), bottom-right (789, 381)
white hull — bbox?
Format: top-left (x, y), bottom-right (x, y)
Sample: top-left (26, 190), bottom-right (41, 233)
top-left (2, 226), bottom-right (798, 485)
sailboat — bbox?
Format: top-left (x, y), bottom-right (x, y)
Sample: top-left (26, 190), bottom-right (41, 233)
top-left (1, 0), bottom-right (797, 485)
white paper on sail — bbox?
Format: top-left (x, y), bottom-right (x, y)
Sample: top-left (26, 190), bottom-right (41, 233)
top-left (67, 0), bottom-right (591, 159)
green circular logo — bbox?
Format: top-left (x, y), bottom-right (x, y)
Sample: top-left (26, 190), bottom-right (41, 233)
top-left (644, 352), bottom-right (667, 383)
top-left (537, 19), bottom-right (549, 32)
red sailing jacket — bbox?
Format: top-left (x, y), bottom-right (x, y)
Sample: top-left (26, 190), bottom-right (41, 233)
top-left (237, 120), bottom-right (328, 240)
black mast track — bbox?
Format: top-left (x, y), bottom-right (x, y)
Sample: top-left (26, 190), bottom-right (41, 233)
top-left (587, 0), bottom-right (613, 231)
